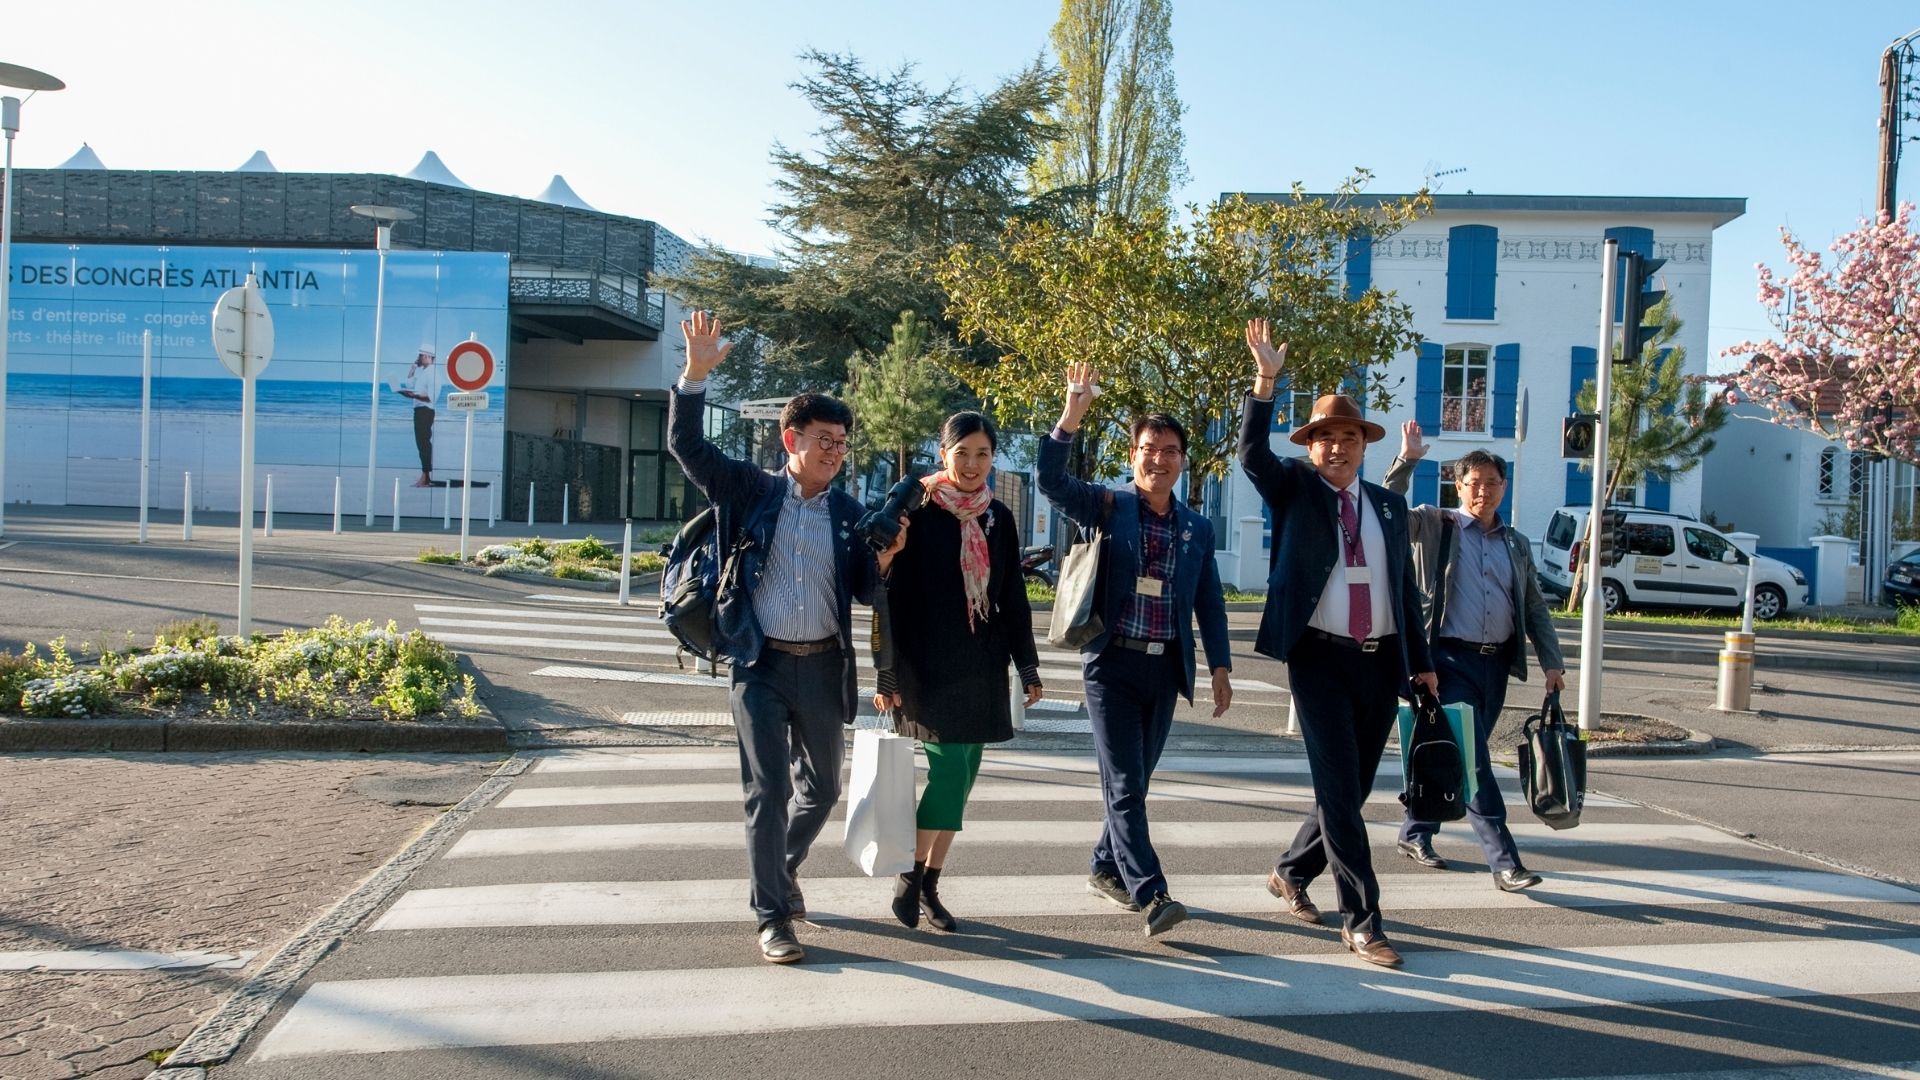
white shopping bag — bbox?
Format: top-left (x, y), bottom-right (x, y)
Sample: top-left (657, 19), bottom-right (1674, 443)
top-left (842, 727), bottom-right (918, 876)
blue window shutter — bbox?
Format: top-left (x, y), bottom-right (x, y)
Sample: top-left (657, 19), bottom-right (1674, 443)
top-left (1413, 459), bottom-right (1439, 507)
top-left (1344, 233), bottom-right (1372, 300)
top-left (1261, 502), bottom-right (1272, 550)
top-left (1416, 342), bottom-right (1443, 431)
top-left (1565, 462), bottom-right (1590, 506)
top-left (1471, 226), bottom-right (1498, 319)
top-left (1491, 343), bottom-right (1519, 438)
top-left (1604, 226), bottom-right (1653, 322)
top-left (1447, 225), bottom-right (1497, 319)
top-left (1644, 472), bottom-right (1670, 511)
top-left (1569, 345), bottom-right (1597, 410)
top-left (1498, 463), bottom-right (1516, 522)
top-left (1445, 230), bottom-right (1472, 319)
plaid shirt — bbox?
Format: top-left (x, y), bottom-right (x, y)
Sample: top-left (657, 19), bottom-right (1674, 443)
top-left (1115, 499), bottom-right (1178, 641)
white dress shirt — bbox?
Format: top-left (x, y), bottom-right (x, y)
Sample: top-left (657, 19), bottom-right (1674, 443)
top-left (1308, 476), bottom-right (1396, 639)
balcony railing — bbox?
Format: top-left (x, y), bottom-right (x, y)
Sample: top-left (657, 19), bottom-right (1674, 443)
top-left (509, 260), bottom-right (665, 328)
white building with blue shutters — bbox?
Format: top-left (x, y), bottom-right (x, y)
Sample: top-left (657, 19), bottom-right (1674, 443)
top-left (1209, 193), bottom-right (1746, 589)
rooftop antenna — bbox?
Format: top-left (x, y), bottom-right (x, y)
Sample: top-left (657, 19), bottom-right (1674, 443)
top-left (1425, 165), bottom-right (1467, 192)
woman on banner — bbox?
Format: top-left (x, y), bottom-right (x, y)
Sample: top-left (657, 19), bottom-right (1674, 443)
top-left (872, 411), bottom-right (1043, 932)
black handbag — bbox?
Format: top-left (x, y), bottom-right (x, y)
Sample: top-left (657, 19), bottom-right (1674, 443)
top-left (1400, 689), bottom-right (1468, 822)
top-left (1518, 691), bottom-right (1587, 830)
top-left (1047, 489), bottom-right (1114, 649)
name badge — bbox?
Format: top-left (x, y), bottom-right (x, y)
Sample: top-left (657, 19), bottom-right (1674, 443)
top-left (1135, 576), bottom-right (1164, 598)
top-left (1343, 564), bottom-right (1373, 585)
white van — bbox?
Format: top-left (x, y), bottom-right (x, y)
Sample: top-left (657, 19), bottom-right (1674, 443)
top-left (1538, 506), bottom-right (1808, 619)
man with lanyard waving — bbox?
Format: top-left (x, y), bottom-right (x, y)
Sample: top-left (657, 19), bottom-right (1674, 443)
top-left (1038, 363), bottom-right (1233, 938)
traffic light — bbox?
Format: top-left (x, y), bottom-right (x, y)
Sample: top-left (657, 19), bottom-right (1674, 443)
top-left (1618, 251), bottom-right (1667, 364)
top-left (1561, 413), bottom-right (1599, 459)
top-left (1593, 508), bottom-right (1626, 566)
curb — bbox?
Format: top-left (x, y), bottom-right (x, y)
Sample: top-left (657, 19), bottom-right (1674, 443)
top-left (0, 716), bottom-right (511, 753)
top-left (147, 754), bottom-right (536, 1075)
top-left (1210, 627), bottom-right (1920, 674)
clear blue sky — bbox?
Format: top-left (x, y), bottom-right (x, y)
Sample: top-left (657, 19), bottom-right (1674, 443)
top-left (11, 1), bottom-right (1918, 369)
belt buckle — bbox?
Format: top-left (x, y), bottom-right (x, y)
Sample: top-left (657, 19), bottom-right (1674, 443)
top-left (1479, 642), bottom-right (1499, 655)
top-left (1359, 639), bottom-right (1379, 653)
top-left (1146, 642), bottom-right (1165, 655)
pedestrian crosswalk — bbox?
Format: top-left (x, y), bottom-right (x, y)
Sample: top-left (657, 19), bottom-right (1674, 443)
top-left (235, 745), bottom-right (1920, 1077)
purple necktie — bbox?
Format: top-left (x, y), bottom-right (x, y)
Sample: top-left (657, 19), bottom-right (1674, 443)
top-left (1339, 489), bottom-right (1372, 642)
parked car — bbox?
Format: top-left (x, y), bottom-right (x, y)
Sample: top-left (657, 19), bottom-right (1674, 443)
top-left (1537, 505), bottom-right (1809, 619)
top-left (1886, 549), bottom-right (1920, 607)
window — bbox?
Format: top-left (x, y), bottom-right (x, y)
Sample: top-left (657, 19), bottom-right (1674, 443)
top-left (1441, 346), bottom-right (1490, 433)
top-left (1446, 224), bottom-right (1498, 319)
top-left (1896, 461), bottom-right (1917, 523)
top-left (1818, 447), bottom-right (1838, 498)
top-left (1623, 522), bottom-right (1675, 557)
top-left (1437, 463), bottom-right (1461, 509)
top-left (1545, 512), bottom-right (1578, 550)
top-left (1685, 527), bottom-right (1739, 564)
top-left (1848, 452), bottom-right (1867, 499)
top-left (1288, 390), bottom-right (1316, 428)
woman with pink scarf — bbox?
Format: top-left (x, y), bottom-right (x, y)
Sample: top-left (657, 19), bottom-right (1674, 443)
top-left (872, 411), bottom-right (1044, 932)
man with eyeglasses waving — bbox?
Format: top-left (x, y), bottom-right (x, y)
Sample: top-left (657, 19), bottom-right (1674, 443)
top-left (668, 311), bottom-right (905, 965)
top-left (1038, 363), bottom-right (1233, 938)
top-left (1384, 421), bottom-right (1566, 893)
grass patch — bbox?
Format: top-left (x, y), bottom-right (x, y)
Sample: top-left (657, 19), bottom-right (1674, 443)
top-left (416, 547), bottom-right (460, 565)
top-left (1023, 583), bottom-right (1265, 605)
top-left (1592, 609), bottom-right (1920, 636)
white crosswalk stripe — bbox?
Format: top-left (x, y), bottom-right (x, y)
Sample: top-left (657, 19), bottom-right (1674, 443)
top-left (241, 728), bottom-right (1920, 1074)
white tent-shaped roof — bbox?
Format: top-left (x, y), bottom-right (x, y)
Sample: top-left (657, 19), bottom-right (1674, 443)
top-left (403, 151), bottom-right (469, 188)
top-left (533, 174), bottom-right (595, 211)
top-left (57, 143), bottom-right (106, 169)
top-left (235, 150), bottom-right (278, 172)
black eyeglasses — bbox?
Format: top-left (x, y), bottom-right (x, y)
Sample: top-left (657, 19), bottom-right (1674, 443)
top-left (788, 429), bottom-right (850, 454)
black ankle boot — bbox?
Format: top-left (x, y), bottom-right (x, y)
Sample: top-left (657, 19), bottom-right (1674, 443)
top-left (891, 861), bottom-right (924, 929)
top-left (920, 866), bottom-right (957, 932)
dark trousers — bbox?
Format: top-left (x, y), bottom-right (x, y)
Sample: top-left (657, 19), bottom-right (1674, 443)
top-left (731, 649), bottom-right (845, 927)
top-left (412, 406), bottom-right (435, 475)
top-left (1276, 634), bottom-right (1402, 936)
top-left (1399, 639), bottom-right (1522, 871)
top-left (1084, 645), bottom-right (1181, 907)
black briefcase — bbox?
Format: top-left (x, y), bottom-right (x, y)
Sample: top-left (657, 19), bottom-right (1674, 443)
top-left (1518, 691), bottom-right (1586, 830)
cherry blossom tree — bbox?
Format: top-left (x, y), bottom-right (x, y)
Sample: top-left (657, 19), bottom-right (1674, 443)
top-left (1720, 204), bottom-right (1920, 463)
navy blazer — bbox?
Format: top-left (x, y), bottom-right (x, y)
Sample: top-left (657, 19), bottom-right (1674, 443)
top-left (666, 386), bottom-right (878, 716)
top-left (1236, 394), bottom-right (1431, 689)
top-left (1036, 433), bottom-right (1232, 702)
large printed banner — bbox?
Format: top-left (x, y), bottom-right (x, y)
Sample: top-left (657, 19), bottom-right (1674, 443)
top-left (4, 243), bottom-right (510, 517)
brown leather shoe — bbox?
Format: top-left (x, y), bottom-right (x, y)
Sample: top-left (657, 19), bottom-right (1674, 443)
top-left (1340, 927), bottom-right (1404, 968)
top-left (1265, 869), bottom-right (1324, 925)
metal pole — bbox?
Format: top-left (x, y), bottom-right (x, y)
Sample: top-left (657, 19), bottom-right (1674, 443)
top-left (238, 375), bottom-right (256, 637)
top-left (0, 100), bottom-right (17, 538)
top-left (332, 476), bottom-right (342, 534)
top-left (442, 482), bottom-right (451, 530)
top-left (392, 477), bottom-right (401, 532)
top-left (489, 479), bottom-right (497, 528)
top-left (263, 473), bottom-right (274, 537)
top-left (138, 330), bottom-right (152, 543)
top-left (183, 471), bottom-right (193, 540)
top-left (460, 411), bottom-right (475, 561)
top-left (365, 226), bottom-right (390, 526)
top-left (1577, 239), bottom-right (1621, 733)
top-left (527, 482), bottom-right (535, 528)
top-left (562, 483), bottom-right (570, 527)
top-left (617, 520), bottom-right (633, 606)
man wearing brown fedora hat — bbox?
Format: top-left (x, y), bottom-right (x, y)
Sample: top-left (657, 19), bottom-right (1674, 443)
top-left (1240, 318), bottom-right (1437, 969)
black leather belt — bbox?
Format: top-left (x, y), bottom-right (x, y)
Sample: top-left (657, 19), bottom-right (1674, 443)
top-left (1112, 635), bottom-right (1175, 655)
top-left (1305, 627), bottom-right (1395, 654)
top-left (1437, 636), bottom-right (1512, 656)
top-left (765, 637), bottom-right (841, 657)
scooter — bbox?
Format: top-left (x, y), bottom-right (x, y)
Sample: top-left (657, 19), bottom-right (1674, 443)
top-left (1020, 543), bottom-right (1057, 588)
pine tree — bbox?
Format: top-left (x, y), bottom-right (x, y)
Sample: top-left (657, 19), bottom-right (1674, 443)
top-left (846, 311), bottom-right (954, 482)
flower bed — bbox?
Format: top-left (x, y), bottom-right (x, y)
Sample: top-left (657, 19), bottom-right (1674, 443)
top-left (466, 535), bottom-right (666, 582)
top-left (0, 617), bottom-right (482, 722)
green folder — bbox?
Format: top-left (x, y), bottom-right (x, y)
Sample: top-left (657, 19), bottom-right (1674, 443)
top-left (1396, 701), bottom-right (1478, 804)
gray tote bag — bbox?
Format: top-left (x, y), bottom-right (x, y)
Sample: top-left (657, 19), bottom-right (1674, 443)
top-left (1047, 490), bottom-right (1113, 649)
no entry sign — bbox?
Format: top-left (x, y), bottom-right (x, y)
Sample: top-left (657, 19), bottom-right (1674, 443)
top-left (446, 340), bottom-right (495, 392)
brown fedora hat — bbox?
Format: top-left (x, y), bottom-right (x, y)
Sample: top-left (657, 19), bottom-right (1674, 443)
top-left (1289, 394), bottom-right (1386, 446)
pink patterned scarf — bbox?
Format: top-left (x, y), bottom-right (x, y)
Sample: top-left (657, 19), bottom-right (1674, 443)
top-left (924, 474), bottom-right (993, 630)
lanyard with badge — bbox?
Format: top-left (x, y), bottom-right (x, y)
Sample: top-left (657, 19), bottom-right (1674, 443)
top-left (1135, 507), bottom-right (1172, 599)
top-left (1336, 492), bottom-right (1372, 586)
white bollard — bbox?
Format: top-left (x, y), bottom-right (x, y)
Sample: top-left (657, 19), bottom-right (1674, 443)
top-left (489, 482), bottom-right (497, 529)
top-left (392, 477), bottom-right (401, 533)
top-left (264, 473), bottom-right (275, 537)
top-left (332, 476), bottom-right (342, 534)
top-left (562, 483), bottom-right (570, 527)
top-left (618, 521), bottom-right (633, 606)
top-left (527, 482), bottom-right (535, 528)
top-left (443, 485), bottom-right (451, 531)
top-left (183, 472), bottom-right (194, 541)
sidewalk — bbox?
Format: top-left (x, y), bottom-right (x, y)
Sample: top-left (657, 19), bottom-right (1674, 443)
top-left (0, 751), bottom-right (493, 1080)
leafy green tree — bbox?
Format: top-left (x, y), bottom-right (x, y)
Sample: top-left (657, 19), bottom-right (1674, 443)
top-left (938, 180), bottom-right (1429, 507)
top-left (846, 310), bottom-right (954, 481)
top-left (656, 51), bottom-right (1064, 403)
top-left (1033, 0), bottom-right (1186, 224)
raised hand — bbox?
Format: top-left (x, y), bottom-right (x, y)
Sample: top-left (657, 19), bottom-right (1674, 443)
top-left (1401, 419), bottom-right (1429, 461)
top-left (680, 310), bottom-right (735, 381)
top-left (1057, 361), bottom-right (1102, 432)
top-left (1245, 318), bottom-right (1288, 381)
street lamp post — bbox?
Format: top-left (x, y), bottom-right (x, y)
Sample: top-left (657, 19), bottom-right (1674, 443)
top-left (0, 62), bottom-right (66, 538)
top-left (350, 203), bottom-right (416, 527)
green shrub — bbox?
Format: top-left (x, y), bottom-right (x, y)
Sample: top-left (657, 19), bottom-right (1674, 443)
top-left (554, 535), bottom-right (616, 563)
top-left (20, 671), bottom-right (117, 718)
top-left (549, 560), bottom-right (611, 581)
top-left (416, 547), bottom-right (460, 565)
top-left (632, 552), bottom-right (666, 574)
top-left (513, 537), bottom-right (554, 559)
top-left (0, 651), bottom-right (39, 713)
top-left (154, 617), bottom-right (221, 648)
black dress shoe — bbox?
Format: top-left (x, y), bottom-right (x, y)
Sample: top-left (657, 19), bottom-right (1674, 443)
top-left (891, 862), bottom-right (924, 929)
top-left (1142, 893), bottom-right (1188, 937)
top-left (1493, 867), bottom-right (1543, 892)
top-left (1396, 836), bottom-right (1448, 870)
top-left (1265, 869), bottom-right (1324, 925)
top-left (758, 919), bottom-right (804, 964)
top-left (1087, 871), bottom-right (1139, 911)
top-left (787, 872), bottom-right (806, 920)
